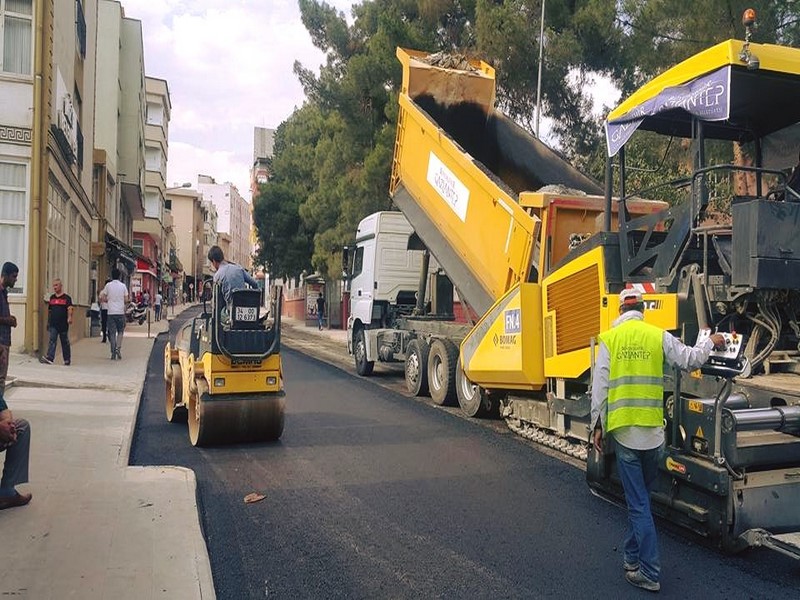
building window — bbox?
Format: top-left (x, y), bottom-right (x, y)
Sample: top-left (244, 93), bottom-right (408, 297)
top-left (79, 219), bottom-right (89, 304)
top-left (47, 183), bottom-right (90, 303)
top-left (46, 180), bottom-right (68, 290)
top-left (2, 0), bottom-right (33, 75)
top-left (0, 160), bottom-right (28, 292)
top-left (75, 0), bottom-right (86, 59)
top-left (132, 238), bottom-right (144, 256)
top-left (146, 101), bottom-right (163, 126)
top-left (144, 191), bottom-right (160, 219)
top-left (145, 146), bottom-right (162, 173)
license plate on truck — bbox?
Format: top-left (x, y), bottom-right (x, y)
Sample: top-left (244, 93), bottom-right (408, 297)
top-left (235, 307), bottom-right (257, 321)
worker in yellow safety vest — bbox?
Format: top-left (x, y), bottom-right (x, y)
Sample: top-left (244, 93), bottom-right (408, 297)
top-left (590, 288), bottom-right (724, 593)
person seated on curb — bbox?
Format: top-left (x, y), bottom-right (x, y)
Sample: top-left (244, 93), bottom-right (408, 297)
top-left (207, 245), bottom-right (259, 326)
top-left (0, 391), bottom-right (31, 510)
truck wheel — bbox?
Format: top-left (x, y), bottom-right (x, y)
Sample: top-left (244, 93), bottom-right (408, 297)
top-left (427, 339), bottom-right (457, 406)
top-left (405, 339), bottom-right (430, 396)
top-left (456, 363), bottom-right (496, 418)
top-left (354, 329), bottom-right (374, 376)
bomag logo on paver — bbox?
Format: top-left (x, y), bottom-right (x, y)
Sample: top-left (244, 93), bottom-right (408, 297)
top-left (666, 456), bottom-right (687, 475)
top-left (644, 300), bottom-right (663, 310)
top-left (493, 332), bottom-right (518, 346)
top-left (493, 309), bottom-right (520, 347)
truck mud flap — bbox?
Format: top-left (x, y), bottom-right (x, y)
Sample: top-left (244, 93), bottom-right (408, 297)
top-left (740, 529), bottom-right (800, 561)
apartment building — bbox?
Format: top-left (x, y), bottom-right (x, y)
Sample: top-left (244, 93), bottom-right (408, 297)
top-left (94, 0), bottom-right (146, 291)
top-left (0, 0), bottom-right (99, 352)
top-left (132, 76), bottom-right (171, 303)
top-left (0, 1), bottom-right (167, 352)
top-left (200, 197), bottom-right (218, 281)
top-left (197, 174), bottom-right (252, 269)
top-left (165, 186), bottom-right (206, 302)
top-left (251, 126), bottom-right (274, 196)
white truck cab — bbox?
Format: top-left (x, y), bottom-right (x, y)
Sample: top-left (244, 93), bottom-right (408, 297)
top-left (346, 211), bottom-right (431, 360)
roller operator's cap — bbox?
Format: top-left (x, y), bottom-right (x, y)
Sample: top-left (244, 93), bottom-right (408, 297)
top-left (619, 289), bottom-right (643, 308)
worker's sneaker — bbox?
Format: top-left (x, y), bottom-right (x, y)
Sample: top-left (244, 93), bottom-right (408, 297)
top-left (39, 355), bottom-right (53, 365)
top-left (625, 570), bottom-right (660, 592)
top-left (623, 560), bottom-right (639, 572)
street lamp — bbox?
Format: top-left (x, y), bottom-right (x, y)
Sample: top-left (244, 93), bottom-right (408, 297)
top-left (195, 238), bottom-right (200, 302)
top-left (535, 0), bottom-right (546, 138)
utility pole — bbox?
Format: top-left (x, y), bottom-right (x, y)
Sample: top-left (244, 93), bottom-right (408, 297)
top-left (535, 0), bottom-right (546, 138)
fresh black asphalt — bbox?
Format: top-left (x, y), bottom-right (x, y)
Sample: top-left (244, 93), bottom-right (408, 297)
top-left (130, 310), bottom-right (799, 599)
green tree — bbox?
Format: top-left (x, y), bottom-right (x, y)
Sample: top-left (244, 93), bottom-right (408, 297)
top-left (252, 107), bottom-right (324, 279)
top-left (253, 0), bottom-right (800, 278)
top-left (282, 0), bottom-right (474, 277)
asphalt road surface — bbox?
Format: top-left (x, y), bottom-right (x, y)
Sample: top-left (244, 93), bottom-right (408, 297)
top-left (130, 311), bottom-right (800, 599)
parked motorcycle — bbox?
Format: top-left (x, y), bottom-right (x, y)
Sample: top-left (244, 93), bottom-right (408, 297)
top-left (125, 302), bottom-right (148, 325)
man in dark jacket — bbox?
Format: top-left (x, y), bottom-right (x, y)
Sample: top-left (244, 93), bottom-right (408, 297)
top-left (41, 278), bottom-right (74, 365)
top-left (0, 262), bottom-right (31, 510)
top-left (0, 262), bottom-right (19, 393)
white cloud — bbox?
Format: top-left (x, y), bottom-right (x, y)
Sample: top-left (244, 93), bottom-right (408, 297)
top-left (166, 141), bottom-right (246, 193)
top-left (121, 0), bottom-right (356, 200)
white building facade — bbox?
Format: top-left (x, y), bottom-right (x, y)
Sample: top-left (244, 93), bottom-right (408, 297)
top-left (197, 174), bottom-right (252, 269)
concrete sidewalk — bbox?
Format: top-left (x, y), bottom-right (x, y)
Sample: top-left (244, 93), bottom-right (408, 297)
top-left (0, 311), bottom-right (353, 600)
top-left (0, 307), bottom-right (214, 599)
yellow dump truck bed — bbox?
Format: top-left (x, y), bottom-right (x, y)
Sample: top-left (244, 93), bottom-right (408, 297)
top-left (390, 48), bottom-right (602, 317)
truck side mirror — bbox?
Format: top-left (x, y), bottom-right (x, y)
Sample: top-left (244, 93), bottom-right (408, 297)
top-left (342, 246), bottom-right (351, 280)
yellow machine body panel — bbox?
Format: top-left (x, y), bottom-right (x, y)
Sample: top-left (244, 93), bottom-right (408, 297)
top-left (542, 246), bottom-right (679, 380)
top-left (460, 283), bottom-right (545, 390)
top-left (199, 352), bottom-right (283, 395)
top-left (392, 91), bottom-right (539, 307)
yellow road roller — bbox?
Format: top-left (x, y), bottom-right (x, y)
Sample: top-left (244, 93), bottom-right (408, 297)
top-left (164, 283), bottom-right (284, 446)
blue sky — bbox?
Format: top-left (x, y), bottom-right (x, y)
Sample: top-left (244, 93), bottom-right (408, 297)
top-left (122, 0), bottom-right (356, 201)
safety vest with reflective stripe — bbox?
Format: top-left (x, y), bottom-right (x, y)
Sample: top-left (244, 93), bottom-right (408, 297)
top-left (598, 319), bottom-right (664, 433)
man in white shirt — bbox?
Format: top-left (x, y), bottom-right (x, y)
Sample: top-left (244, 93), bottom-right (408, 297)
top-left (154, 291), bottom-right (163, 321)
top-left (99, 268), bottom-right (130, 360)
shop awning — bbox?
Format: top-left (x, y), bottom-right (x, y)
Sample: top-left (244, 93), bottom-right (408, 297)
top-left (105, 234), bottom-right (138, 272)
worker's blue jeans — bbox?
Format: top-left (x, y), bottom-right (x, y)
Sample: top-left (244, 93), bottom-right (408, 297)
top-left (614, 441), bottom-right (663, 582)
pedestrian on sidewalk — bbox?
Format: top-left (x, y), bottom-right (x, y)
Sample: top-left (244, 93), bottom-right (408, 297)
top-left (0, 262), bottom-right (19, 394)
top-left (590, 289), bottom-right (724, 592)
top-left (316, 294), bottom-right (325, 330)
top-left (100, 268), bottom-right (129, 360)
top-left (41, 278), bottom-right (74, 365)
top-left (0, 262), bottom-right (31, 510)
top-left (100, 277), bottom-right (110, 343)
top-left (154, 291), bottom-right (163, 321)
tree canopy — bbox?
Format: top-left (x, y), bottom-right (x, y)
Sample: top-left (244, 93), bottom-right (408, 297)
top-left (252, 0), bottom-right (800, 279)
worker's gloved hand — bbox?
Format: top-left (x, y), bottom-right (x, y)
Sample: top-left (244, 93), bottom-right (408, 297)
top-left (709, 333), bottom-right (726, 349)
